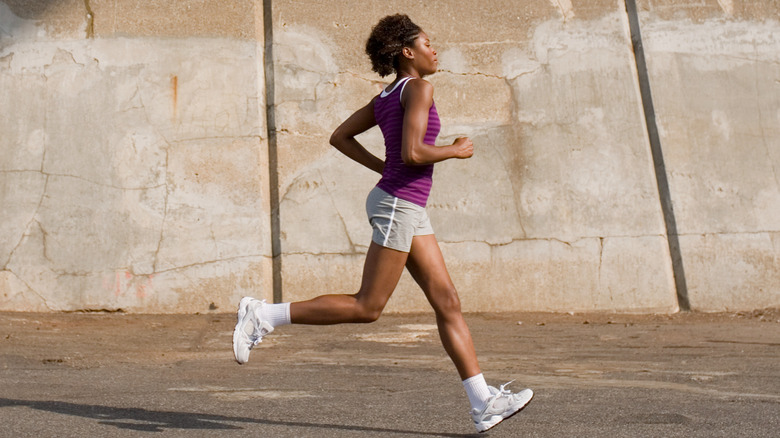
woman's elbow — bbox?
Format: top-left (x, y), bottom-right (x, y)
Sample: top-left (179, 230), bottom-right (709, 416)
top-left (402, 149), bottom-right (422, 165)
top-left (329, 129), bottom-right (342, 147)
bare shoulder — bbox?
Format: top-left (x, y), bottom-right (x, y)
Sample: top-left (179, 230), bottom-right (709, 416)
top-left (406, 78), bottom-right (433, 94)
top-left (402, 78), bottom-right (433, 106)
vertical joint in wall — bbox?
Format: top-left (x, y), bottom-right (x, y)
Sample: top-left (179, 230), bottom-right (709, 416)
top-left (624, 0), bottom-right (691, 311)
top-left (84, 0), bottom-right (95, 38)
top-left (262, 0), bottom-right (283, 304)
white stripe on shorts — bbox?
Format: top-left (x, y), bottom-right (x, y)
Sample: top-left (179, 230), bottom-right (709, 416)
top-left (383, 196), bottom-right (399, 246)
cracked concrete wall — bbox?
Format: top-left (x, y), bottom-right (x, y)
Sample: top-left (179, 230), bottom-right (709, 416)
top-left (636, 0), bottom-right (780, 311)
top-left (0, 1), bottom-right (274, 312)
top-left (1, 1), bottom-right (777, 313)
top-left (272, 0), bottom-right (678, 313)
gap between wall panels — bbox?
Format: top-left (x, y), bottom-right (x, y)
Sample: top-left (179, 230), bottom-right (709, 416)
top-left (624, 0), bottom-right (690, 311)
top-left (261, 0), bottom-right (283, 304)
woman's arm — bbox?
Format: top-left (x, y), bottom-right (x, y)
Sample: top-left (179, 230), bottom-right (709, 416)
top-left (329, 99), bottom-right (385, 175)
top-left (400, 79), bottom-right (473, 165)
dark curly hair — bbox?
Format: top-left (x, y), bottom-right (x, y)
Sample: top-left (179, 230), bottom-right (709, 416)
top-left (365, 14), bottom-right (422, 77)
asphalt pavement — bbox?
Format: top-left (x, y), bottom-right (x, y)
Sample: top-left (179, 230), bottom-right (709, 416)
top-left (1, 309), bottom-right (779, 437)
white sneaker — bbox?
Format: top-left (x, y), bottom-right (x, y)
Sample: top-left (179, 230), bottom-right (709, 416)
top-left (471, 381), bottom-right (533, 433)
top-left (232, 297), bottom-right (274, 364)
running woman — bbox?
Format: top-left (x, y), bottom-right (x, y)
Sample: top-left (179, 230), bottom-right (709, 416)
top-left (233, 14), bottom-right (533, 433)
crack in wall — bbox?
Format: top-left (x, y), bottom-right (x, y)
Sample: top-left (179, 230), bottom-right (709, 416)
top-left (170, 135), bottom-right (264, 144)
top-left (131, 77), bottom-right (173, 275)
top-left (505, 66), bottom-right (545, 81)
top-left (466, 234), bottom-right (665, 247)
top-left (338, 70), bottom-right (385, 86)
top-left (687, 230), bottom-right (780, 237)
top-left (2, 175), bottom-right (49, 270)
top-left (152, 254), bottom-right (271, 275)
top-left (2, 269), bottom-right (54, 311)
top-left (3, 166), bottom-right (166, 191)
top-left (84, 0), bottom-right (95, 39)
top-left (208, 224), bottom-right (220, 257)
top-left (35, 220), bottom-right (53, 264)
top-left (44, 172), bottom-right (165, 191)
top-left (717, 0), bottom-right (735, 16)
top-left (316, 169), bottom-right (356, 252)
top-left (152, 149), bottom-right (170, 273)
top-left (450, 40), bottom-right (526, 48)
top-left (282, 251), bottom-right (367, 257)
top-left (275, 128), bottom-right (320, 138)
top-left (597, 236), bottom-right (604, 291)
top-left (35, 254), bottom-right (271, 279)
top-left (0, 169), bottom-right (44, 175)
top-left (549, 0), bottom-right (575, 23)
top-left (286, 234), bottom-right (678, 257)
top-left (752, 45), bottom-right (780, 193)
top-left (489, 140), bottom-right (528, 239)
top-left (436, 69), bottom-right (505, 80)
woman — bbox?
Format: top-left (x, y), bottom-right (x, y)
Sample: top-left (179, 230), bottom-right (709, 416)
top-left (233, 14), bottom-right (533, 433)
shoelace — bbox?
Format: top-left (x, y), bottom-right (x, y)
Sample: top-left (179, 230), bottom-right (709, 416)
top-left (248, 300), bottom-right (271, 348)
top-left (477, 380), bottom-right (517, 416)
top-left (249, 325), bottom-right (272, 347)
top-left (489, 380), bottom-right (515, 403)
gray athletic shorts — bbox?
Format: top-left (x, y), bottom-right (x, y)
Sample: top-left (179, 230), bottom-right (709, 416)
top-left (365, 186), bottom-right (434, 253)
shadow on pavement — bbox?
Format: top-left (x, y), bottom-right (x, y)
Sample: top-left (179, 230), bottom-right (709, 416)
top-left (0, 398), bottom-right (476, 437)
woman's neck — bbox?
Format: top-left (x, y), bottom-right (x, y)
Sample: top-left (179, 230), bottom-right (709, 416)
top-left (396, 66), bottom-right (422, 80)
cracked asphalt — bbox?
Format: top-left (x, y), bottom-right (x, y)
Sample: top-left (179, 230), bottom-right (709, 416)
top-left (1, 309), bottom-right (779, 437)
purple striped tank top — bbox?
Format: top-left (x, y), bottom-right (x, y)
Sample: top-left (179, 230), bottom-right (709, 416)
top-left (374, 77), bottom-right (441, 207)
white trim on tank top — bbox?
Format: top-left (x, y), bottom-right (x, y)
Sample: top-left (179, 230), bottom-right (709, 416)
top-left (380, 76), bottom-right (414, 102)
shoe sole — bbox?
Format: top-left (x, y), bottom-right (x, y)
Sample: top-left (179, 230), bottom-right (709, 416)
top-left (476, 389), bottom-right (534, 433)
top-left (232, 297), bottom-right (254, 364)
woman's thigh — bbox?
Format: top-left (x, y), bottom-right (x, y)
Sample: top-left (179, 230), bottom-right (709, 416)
top-left (406, 234), bottom-right (459, 310)
top-left (354, 241), bottom-right (410, 311)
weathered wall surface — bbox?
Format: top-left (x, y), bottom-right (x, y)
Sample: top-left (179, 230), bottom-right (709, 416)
top-left (274, 0), bottom-right (678, 313)
top-left (0, 0), bottom-right (778, 313)
top-left (0, 1), bottom-right (274, 312)
top-left (636, 0), bottom-right (780, 311)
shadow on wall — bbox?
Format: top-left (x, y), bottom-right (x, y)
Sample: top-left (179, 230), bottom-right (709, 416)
top-left (0, 0), bottom-right (90, 36)
top-left (1, 0), bottom-right (94, 45)
top-left (2, 0), bottom-right (62, 19)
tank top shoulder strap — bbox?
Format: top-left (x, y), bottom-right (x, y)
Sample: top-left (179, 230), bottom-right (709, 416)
top-left (379, 76), bottom-right (415, 103)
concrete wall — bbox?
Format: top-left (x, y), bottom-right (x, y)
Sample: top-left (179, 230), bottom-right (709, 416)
top-left (0, 0), bottom-right (274, 313)
top-left (0, 0), bottom-right (777, 313)
top-left (636, 0), bottom-right (780, 311)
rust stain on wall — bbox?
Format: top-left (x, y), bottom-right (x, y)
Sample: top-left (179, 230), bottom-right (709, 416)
top-left (171, 75), bottom-right (178, 121)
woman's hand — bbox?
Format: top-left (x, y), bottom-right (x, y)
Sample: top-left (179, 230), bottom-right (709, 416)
top-left (452, 137), bottom-right (473, 159)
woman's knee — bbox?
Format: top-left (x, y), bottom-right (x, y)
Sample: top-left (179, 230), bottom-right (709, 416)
top-left (354, 305), bottom-right (383, 323)
top-left (430, 285), bottom-right (462, 316)
top-left (351, 295), bottom-right (385, 323)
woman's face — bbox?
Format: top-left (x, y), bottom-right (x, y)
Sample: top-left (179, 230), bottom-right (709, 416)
top-left (410, 31), bottom-right (438, 76)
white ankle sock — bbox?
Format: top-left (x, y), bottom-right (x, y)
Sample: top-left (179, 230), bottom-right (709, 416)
top-left (256, 302), bottom-right (291, 328)
top-left (463, 373), bottom-right (492, 411)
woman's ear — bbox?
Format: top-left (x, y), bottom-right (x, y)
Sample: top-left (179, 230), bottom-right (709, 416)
top-left (402, 46), bottom-right (414, 60)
